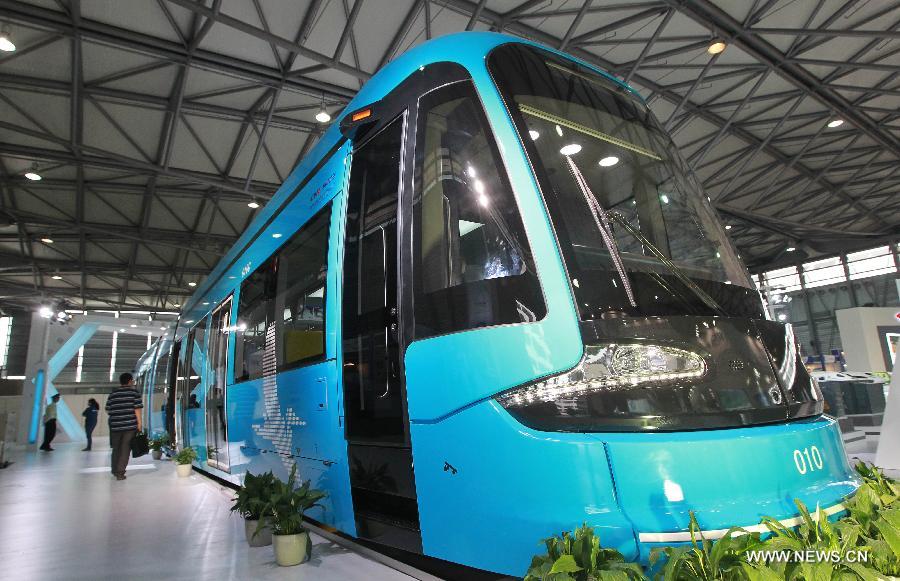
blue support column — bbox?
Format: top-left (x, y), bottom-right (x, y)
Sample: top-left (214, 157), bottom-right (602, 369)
top-left (28, 323), bottom-right (99, 443)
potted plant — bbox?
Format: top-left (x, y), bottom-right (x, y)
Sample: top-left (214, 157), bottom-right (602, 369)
top-left (173, 447), bottom-right (197, 477)
top-left (258, 464), bottom-right (326, 566)
top-left (149, 433), bottom-right (171, 460)
top-left (231, 471), bottom-right (277, 547)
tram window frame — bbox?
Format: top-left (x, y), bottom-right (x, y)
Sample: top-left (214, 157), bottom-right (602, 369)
top-left (273, 203), bottom-right (331, 373)
top-left (234, 203), bottom-right (333, 383)
top-left (410, 79), bottom-right (546, 340)
top-left (234, 257), bottom-right (276, 383)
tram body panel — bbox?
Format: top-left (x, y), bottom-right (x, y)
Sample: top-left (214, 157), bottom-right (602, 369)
top-left (411, 399), bottom-right (636, 575)
top-left (600, 417), bottom-right (856, 553)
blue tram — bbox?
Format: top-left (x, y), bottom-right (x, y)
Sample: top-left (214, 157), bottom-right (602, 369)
top-left (135, 32), bottom-right (858, 576)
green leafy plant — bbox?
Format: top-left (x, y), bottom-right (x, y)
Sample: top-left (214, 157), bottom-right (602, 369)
top-left (257, 464), bottom-right (327, 537)
top-left (173, 446), bottom-right (197, 465)
top-left (524, 523), bottom-right (645, 580)
top-left (149, 433), bottom-right (171, 452)
top-left (650, 512), bottom-right (768, 581)
top-left (526, 464), bottom-right (900, 580)
top-left (758, 498), bottom-right (883, 580)
top-left (230, 471), bottom-right (277, 521)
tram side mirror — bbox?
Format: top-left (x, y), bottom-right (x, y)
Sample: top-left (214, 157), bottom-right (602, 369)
top-left (339, 102), bottom-right (382, 138)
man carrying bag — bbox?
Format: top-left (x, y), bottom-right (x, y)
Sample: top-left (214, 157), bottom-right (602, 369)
top-left (106, 372), bottom-right (143, 480)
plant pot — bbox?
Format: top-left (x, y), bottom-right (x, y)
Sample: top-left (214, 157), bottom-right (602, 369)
top-left (272, 531), bottom-right (310, 566)
top-left (245, 518), bottom-right (272, 547)
top-left (152, 449), bottom-right (163, 460)
top-left (175, 463), bottom-right (193, 477)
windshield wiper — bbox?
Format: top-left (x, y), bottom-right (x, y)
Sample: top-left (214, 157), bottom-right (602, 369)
top-left (607, 210), bottom-right (727, 316)
top-left (564, 156), bottom-right (637, 308)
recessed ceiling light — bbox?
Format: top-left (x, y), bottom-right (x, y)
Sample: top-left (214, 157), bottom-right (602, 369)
top-left (786, 246), bottom-right (796, 252)
top-left (599, 156), bottom-right (619, 167)
top-left (188, 281), bottom-right (197, 287)
top-left (41, 237), bottom-right (53, 244)
top-left (0, 25), bottom-right (15, 52)
top-left (247, 200), bottom-right (259, 209)
top-left (559, 144), bottom-right (582, 156)
top-left (529, 130), bottom-right (540, 141)
top-left (707, 40), bottom-right (727, 55)
top-left (24, 171), bottom-right (41, 181)
top-left (272, 233), bottom-right (282, 239)
top-left (827, 119), bottom-right (844, 128)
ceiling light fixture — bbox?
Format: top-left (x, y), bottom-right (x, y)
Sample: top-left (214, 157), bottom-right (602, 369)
top-left (559, 144), bottom-right (582, 156)
top-left (52, 274), bottom-right (62, 280)
top-left (725, 224), bottom-right (732, 230)
top-left (247, 199), bottom-right (260, 209)
top-left (272, 233), bottom-right (282, 239)
top-left (41, 237), bottom-right (53, 244)
top-left (786, 246), bottom-right (796, 252)
top-left (529, 130), bottom-right (539, 141)
top-left (598, 156), bottom-right (619, 167)
top-left (315, 95), bottom-right (331, 123)
top-left (827, 119), bottom-right (844, 128)
top-left (707, 40), bottom-right (727, 55)
top-left (24, 169), bottom-right (42, 181)
top-left (0, 24), bottom-right (15, 52)
top-left (188, 281), bottom-right (197, 287)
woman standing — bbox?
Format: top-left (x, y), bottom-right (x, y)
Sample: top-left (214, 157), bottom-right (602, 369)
top-left (82, 398), bottom-right (100, 451)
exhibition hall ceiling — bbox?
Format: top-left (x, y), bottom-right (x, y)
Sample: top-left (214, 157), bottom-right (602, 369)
top-left (0, 0), bottom-right (897, 309)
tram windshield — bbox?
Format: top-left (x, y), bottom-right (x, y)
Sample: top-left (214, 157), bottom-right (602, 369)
top-left (488, 44), bottom-right (765, 320)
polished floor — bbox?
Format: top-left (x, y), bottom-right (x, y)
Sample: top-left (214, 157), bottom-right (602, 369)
top-left (0, 442), bottom-right (418, 581)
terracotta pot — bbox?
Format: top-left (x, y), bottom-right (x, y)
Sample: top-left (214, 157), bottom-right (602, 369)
top-left (272, 531), bottom-right (309, 566)
top-left (175, 463), bottom-right (192, 477)
top-left (245, 518), bottom-right (272, 547)
top-left (152, 450), bottom-right (163, 460)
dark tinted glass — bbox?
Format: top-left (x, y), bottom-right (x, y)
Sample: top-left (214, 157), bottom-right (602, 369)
top-left (342, 117), bottom-right (404, 443)
top-left (412, 81), bottom-right (545, 339)
top-left (488, 44), bottom-right (764, 320)
top-left (235, 258), bottom-right (275, 382)
top-left (274, 204), bottom-right (330, 370)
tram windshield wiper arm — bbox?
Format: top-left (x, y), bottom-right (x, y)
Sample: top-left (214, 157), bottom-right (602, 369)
top-left (564, 156), bottom-right (637, 308)
top-left (607, 211), bottom-right (727, 316)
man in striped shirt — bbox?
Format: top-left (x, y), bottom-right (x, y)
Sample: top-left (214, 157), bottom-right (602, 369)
top-left (106, 372), bottom-right (143, 480)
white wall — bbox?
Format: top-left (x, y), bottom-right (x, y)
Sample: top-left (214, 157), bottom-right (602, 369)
top-left (62, 393), bottom-right (112, 439)
top-left (835, 307), bottom-right (900, 372)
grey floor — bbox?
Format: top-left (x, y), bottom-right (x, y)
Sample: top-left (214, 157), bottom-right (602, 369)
top-left (0, 442), bottom-right (416, 581)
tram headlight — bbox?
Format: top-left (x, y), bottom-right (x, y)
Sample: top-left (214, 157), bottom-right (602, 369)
top-left (495, 344), bottom-right (707, 408)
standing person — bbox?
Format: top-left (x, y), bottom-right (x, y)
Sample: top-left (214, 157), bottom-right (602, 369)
top-left (106, 373), bottom-right (143, 480)
top-left (82, 398), bottom-right (100, 451)
top-left (39, 394), bottom-right (60, 451)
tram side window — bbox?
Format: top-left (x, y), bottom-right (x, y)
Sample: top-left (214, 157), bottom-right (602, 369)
top-left (235, 259), bottom-right (276, 382)
top-left (412, 81), bottom-right (545, 339)
top-left (274, 204), bottom-right (330, 370)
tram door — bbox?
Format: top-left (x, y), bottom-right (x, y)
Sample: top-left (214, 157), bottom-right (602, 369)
top-left (206, 298), bottom-right (231, 471)
top-left (342, 115), bottom-right (421, 551)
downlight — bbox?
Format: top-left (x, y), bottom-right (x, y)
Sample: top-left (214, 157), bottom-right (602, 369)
top-left (496, 344), bottom-right (707, 408)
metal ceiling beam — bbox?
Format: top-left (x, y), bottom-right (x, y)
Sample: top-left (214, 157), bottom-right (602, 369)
top-left (0, 0), bottom-right (356, 99)
top-left (0, 141), bottom-right (277, 197)
top-left (662, 0), bottom-right (900, 161)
